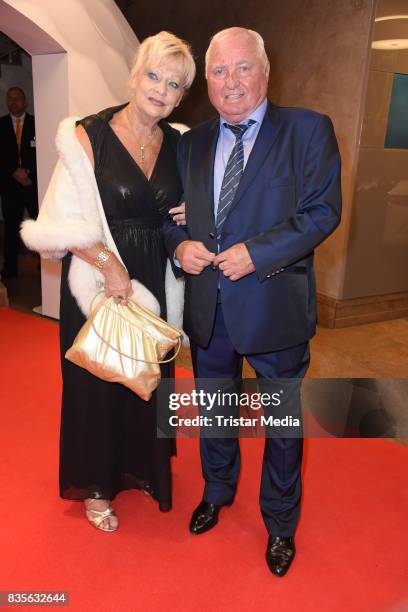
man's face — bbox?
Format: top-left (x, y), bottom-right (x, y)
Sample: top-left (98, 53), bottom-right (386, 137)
top-left (7, 89), bottom-right (26, 117)
top-left (206, 33), bottom-right (269, 124)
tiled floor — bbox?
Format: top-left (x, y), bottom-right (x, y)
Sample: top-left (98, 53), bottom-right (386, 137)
top-left (310, 318), bottom-right (408, 378)
top-left (176, 318), bottom-right (408, 379)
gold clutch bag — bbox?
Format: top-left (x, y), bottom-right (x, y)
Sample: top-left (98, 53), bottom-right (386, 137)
top-left (65, 294), bottom-right (182, 401)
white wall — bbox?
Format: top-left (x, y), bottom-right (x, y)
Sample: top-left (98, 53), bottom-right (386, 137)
top-left (32, 52), bottom-right (69, 314)
top-left (1, 0), bottom-right (138, 116)
top-left (0, 0), bottom-right (139, 317)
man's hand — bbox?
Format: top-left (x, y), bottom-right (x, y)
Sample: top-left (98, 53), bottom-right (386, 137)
top-left (169, 201), bottom-right (186, 226)
top-left (213, 243), bottom-right (255, 281)
top-left (12, 167), bottom-right (32, 187)
top-left (175, 240), bottom-right (215, 275)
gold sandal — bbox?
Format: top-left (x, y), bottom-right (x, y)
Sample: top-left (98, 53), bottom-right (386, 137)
top-left (84, 499), bottom-right (118, 532)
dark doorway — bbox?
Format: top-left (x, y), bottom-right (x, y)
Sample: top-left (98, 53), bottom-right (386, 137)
top-left (0, 31), bottom-right (41, 312)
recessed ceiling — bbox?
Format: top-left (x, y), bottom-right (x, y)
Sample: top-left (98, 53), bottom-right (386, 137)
top-left (372, 38), bottom-right (408, 49)
top-left (375, 15), bottom-right (408, 22)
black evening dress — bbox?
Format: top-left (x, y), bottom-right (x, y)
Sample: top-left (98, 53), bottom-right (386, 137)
top-left (59, 104), bottom-right (182, 511)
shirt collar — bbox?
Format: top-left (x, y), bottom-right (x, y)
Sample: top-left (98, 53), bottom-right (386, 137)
top-left (10, 113), bottom-right (25, 123)
top-left (219, 97), bottom-right (268, 129)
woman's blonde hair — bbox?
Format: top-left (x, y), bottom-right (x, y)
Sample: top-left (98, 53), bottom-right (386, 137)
top-left (130, 31), bottom-right (196, 90)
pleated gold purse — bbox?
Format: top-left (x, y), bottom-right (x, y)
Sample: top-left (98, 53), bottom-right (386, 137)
top-left (65, 294), bottom-right (182, 401)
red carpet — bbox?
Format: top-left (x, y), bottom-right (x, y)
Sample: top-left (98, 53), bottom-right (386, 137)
top-left (0, 308), bottom-right (407, 611)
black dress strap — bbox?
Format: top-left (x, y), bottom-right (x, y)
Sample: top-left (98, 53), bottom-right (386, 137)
top-left (159, 121), bottom-right (181, 156)
top-left (75, 105), bottom-right (126, 175)
top-left (76, 114), bottom-right (108, 178)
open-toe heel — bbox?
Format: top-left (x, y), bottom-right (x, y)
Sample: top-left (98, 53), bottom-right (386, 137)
top-left (84, 499), bottom-right (118, 532)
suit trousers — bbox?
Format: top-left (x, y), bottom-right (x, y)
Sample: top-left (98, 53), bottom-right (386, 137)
top-left (190, 300), bottom-right (310, 536)
top-left (1, 185), bottom-right (38, 276)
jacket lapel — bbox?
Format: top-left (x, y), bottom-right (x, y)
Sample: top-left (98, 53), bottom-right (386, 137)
top-left (227, 102), bottom-right (282, 213)
top-left (195, 118), bottom-right (219, 221)
top-left (21, 114), bottom-right (30, 145)
top-left (7, 115), bottom-right (19, 159)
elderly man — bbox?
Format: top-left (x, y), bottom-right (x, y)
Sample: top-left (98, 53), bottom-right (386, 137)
top-left (164, 27), bottom-right (341, 576)
top-left (0, 87), bottom-right (37, 279)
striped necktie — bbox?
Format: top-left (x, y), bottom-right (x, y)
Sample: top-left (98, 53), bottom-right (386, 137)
top-left (216, 120), bottom-right (255, 242)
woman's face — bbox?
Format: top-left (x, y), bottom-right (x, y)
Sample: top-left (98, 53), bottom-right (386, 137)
top-left (131, 58), bottom-right (185, 122)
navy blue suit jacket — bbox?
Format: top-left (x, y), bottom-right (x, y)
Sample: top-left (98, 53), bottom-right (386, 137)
top-left (163, 102), bottom-right (342, 353)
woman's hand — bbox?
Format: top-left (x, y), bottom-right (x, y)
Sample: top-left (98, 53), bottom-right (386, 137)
top-left (103, 257), bottom-right (133, 304)
top-left (71, 243), bottom-right (133, 305)
top-left (169, 201), bottom-right (186, 226)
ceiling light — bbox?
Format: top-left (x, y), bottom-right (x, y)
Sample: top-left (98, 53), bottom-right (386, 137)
top-left (372, 38), bottom-right (408, 49)
top-left (375, 15), bottom-right (408, 22)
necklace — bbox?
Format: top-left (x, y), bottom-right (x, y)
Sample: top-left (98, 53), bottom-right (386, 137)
top-left (125, 107), bottom-right (159, 167)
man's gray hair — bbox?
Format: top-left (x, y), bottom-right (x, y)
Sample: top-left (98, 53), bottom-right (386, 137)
top-left (205, 27), bottom-right (269, 77)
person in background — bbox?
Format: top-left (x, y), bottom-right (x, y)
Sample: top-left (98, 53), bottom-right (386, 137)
top-left (0, 87), bottom-right (37, 280)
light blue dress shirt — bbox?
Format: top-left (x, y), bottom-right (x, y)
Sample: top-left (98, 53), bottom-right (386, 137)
top-left (213, 98), bottom-right (268, 215)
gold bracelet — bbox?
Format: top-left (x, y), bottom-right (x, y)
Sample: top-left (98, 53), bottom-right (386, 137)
top-left (94, 247), bottom-right (112, 270)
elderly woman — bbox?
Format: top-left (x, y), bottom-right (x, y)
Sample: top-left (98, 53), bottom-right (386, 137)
top-left (21, 32), bottom-right (195, 531)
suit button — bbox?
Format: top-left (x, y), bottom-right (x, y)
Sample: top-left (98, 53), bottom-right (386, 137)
top-left (280, 268), bottom-right (284, 272)
top-left (209, 232), bottom-right (215, 239)
top-left (211, 265), bottom-right (217, 271)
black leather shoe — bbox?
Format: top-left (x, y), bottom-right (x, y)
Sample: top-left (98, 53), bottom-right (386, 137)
top-left (189, 500), bottom-right (230, 535)
top-left (265, 536), bottom-right (295, 577)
